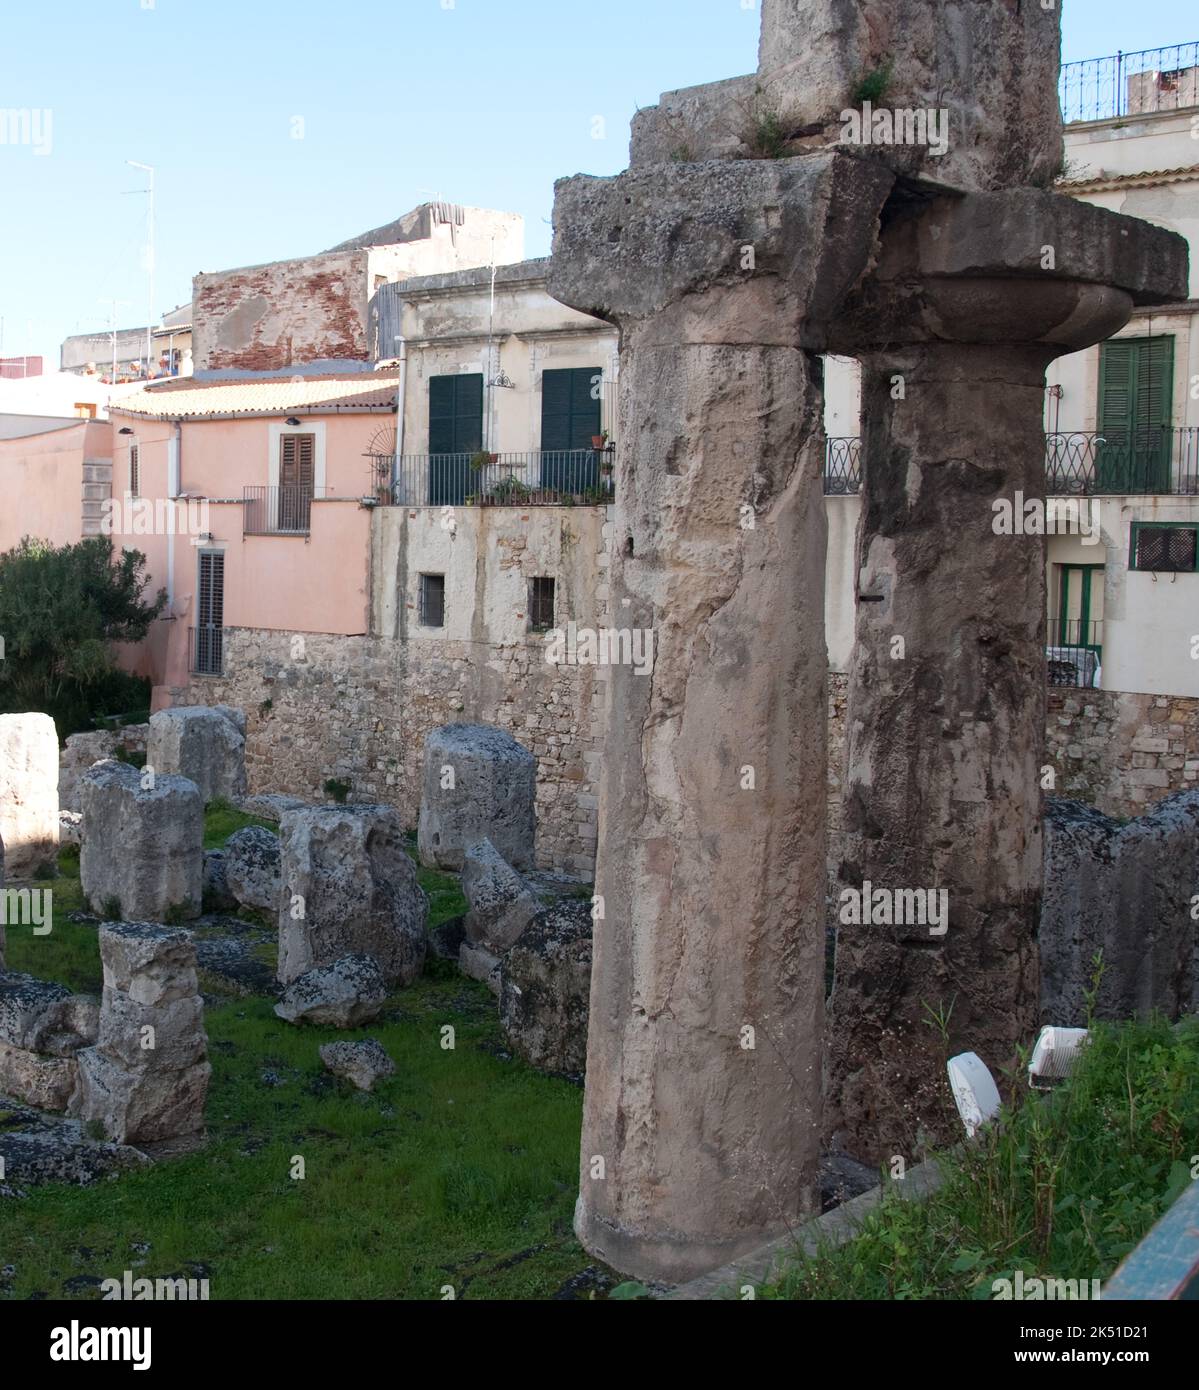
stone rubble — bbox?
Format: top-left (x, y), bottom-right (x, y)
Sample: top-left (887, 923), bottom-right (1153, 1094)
top-left (0, 713), bottom-right (60, 877)
top-left (417, 724), bottom-right (537, 871)
top-left (147, 705), bottom-right (247, 803)
top-left (319, 1039), bottom-right (395, 1092)
top-left (274, 954), bottom-right (389, 1029)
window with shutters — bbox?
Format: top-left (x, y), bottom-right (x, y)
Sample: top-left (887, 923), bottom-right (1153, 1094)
top-left (528, 576), bottom-right (555, 632)
top-left (428, 374), bottom-right (483, 506)
top-left (192, 550), bottom-right (225, 676)
top-left (278, 433), bottom-right (315, 532)
top-left (129, 444), bottom-right (140, 498)
top-left (419, 573), bottom-right (445, 628)
top-left (1130, 521), bottom-right (1199, 573)
top-left (1096, 337), bottom-right (1174, 492)
top-left (541, 367), bottom-right (603, 494)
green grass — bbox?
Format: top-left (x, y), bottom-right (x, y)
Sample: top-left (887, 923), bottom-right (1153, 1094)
top-left (2, 821), bottom-right (600, 1300)
top-left (760, 1014), bottom-right (1199, 1300)
top-left (203, 798), bottom-right (276, 851)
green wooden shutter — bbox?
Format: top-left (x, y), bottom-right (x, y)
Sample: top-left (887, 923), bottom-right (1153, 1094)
top-left (541, 367), bottom-right (602, 451)
top-left (1098, 342), bottom-right (1134, 439)
top-left (1097, 337), bottom-right (1174, 491)
top-left (429, 373), bottom-right (483, 455)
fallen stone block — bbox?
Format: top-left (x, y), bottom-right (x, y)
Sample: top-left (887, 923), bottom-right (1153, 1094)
top-left (462, 838), bottom-right (541, 951)
top-left (97, 993), bottom-right (206, 1071)
top-left (73, 1048), bottom-right (210, 1145)
top-left (79, 762), bottom-right (203, 922)
top-left (459, 941), bottom-right (502, 996)
top-left (97, 922), bottom-right (199, 1005)
top-left (1042, 791), bottom-right (1199, 1025)
top-left (30, 995), bottom-right (100, 1057)
top-left (0, 973), bottom-right (72, 1050)
top-left (274, 954), bottom-right (388, 1028)
top-left (319, 1039), bottom-right (395, 1092)
top-left (59, 726), bottom-right (148, 813)
top-left (277, 806), bottom-right (427, 987)
top-left (0, 1122), bottom-right (151, 1192)
top-left (499, 901), bottom-right (592, 1075)
top-left (147, 706), bottom-right (246, 803)
top-left (0, 713), bottom-right (60, 877)
top-left (0, 1040), bottom-right (78, 1111)
top-left (238, 793), bottom-right (308, 823)
top-left (223, 826), bottom-right (281, 912)
top-left (417, 724), bottom-right (536, 871)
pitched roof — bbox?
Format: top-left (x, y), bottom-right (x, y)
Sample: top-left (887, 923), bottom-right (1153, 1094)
top-left (109, 372), bottom-right (399, 420)
top-left (1057, 163), bottom-right (1199, 194)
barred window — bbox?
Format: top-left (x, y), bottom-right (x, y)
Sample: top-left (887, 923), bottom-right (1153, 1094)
top-left (1131, 523), bottom-right (1198, 573)
top-left (528, 576), bottom-right (555, 631)
top-left (419, 573), bottom-right (445, 628)
top-left (129, 444), bottom-right (140, 498)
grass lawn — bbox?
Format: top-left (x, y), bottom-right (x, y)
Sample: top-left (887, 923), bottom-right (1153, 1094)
top-left (1, 809), bottom-right (602, 1301)
top-left (760, 1013), bottom-right (1199, 1300)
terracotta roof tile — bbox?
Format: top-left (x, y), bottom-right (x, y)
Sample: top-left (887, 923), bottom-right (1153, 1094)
top-left (110, 372), bottom-right (399, 420)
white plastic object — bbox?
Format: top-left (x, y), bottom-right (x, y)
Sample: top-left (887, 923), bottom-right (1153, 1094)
top-left (947, 1052), bottom-right (1002, 1138)
top-left (1028, 1026), bottom-right (1089, 1090)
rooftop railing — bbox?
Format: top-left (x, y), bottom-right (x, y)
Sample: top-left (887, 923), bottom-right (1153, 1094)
top-left (1060, 41), bottom-right (1199, 123)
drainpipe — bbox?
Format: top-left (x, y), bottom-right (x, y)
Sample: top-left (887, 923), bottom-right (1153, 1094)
top-left (392, 333), bottom-right (407, 494)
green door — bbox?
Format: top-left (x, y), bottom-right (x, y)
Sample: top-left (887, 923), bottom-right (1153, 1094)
top-left (541, 367), bottom-right (602, 494)
top-left (428, 373), bottom-right (483, 505)
top-left (1097, 337), bottom-right (1173, 492)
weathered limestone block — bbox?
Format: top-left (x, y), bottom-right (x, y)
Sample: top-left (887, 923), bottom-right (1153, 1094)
top-left (417, 725), bottom-right (536, 871)
top-left (0, 1123), bottom-right (150, 1191)
top-left (274, 954), bottom-right (388, 1028)
top-left (30, 995), bottom-right (100, 1057)
top-left (0, 713), bottom-right (59, 877)
top-left (1041, 793), bottom-right (1199, 1025)
top-left (499, 901), bottom-right (592, 1076)
top-left (74, 923), bottom-right (209, 1145)
top-left (548, 151), bottom-right (892, 1283)
top-left (147, 706), bottom-right (247, 803)
top-left (319, 1039), bottom-right (395, 1092)
top-left (58, 811), bottom-right (83, 848)
top-left (0, 1040), bottom-right (78, 1110)
top-left (223, 826), bottom-right (281, 912)
top-left (239, 793), bottom-right (307, 823)
top-left (59, 724), bottom-right (149, 813)
top-left (277, 805), bottom-right (427, 987)
top-left (79, 762), bottom-right (203, 922)
top-left (73, 1050), bottom-right (211, 1144)
top-left (633, 0), bottom-right (1063, 193)
top-left (459, 941), bottom-right (502, 996)
top-left (462, 838), bottom-right (540, 951)
top-left (0, 973), bottom-right (71, 1049)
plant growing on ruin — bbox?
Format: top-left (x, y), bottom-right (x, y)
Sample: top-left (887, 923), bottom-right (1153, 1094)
top-left (851, 59), bottom-right (893, 106)
top-left (0, 535), bottom-right (164, 739)
top-left (324, 778), bottom-right (352, 804)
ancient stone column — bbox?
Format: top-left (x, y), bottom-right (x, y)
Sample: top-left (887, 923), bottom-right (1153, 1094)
top-left (550, 154), bottom-right (892, 1282)
top-left (826, 192), bottom-right (1189, 1161)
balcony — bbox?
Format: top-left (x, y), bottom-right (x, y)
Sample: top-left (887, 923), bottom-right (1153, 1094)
top-left (823, 430), bottom-right (1199, 497)
top-left (1060, 42), bottom-right (1199, 124)
top-left (243, 485), bottom-right (315, 536)
top-left (189, 625), bottom-right (225, 678)
top-left (381, 450), bottom-right (616, 508)
top-left (1047, 618), bottom-right (1103, 690)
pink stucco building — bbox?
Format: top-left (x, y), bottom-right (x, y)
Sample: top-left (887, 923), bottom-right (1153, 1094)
top-left (106, 373), bottom-right (398, 707)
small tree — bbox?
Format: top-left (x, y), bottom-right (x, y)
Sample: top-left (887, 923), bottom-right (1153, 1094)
top-left (0, 536), bottom-right (166, 737)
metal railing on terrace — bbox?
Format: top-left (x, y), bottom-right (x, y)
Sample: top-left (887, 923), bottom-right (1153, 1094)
top-left (1060, 41), bottom-right (1199, 124)
top-left (824, 429), bottom-right (1199, 497)
top-left (383, 449), bottom-right (616, 507)
top-left (189, 625), bottom-right (225, 678)
top-left (243, 485), bottom-right (317, 536)
top-left (1047, 618), bottom-right (1103, 690)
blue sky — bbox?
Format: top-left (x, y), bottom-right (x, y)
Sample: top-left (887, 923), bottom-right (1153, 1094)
top-left (0, 0), bottom-right (1193, 366)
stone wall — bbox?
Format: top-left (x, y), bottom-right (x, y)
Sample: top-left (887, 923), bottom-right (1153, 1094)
top-left (828, 673), bottom-right (1199, 830)
top-left (180, 626), bottom-right (603, 877)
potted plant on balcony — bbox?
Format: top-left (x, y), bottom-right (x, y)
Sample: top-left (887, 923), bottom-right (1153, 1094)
top-left (591, 429), bottom-right (609, 451)
top-left (470, 449), bottom-right (499, 469)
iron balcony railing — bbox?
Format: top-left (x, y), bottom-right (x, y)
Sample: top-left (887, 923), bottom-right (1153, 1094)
top-left (382, 449), bottom-right (616, 507)
top-left (824, 430), bottom-right (1199, 497)
top-left (189, 625), bottom-right (225, 678)
top-left (243, 485), bottom-right (316, 536)
top-left (1047, 618), bottom-right (1103, 689)
top-left (1060, 41), bottom-right (1199, 124)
